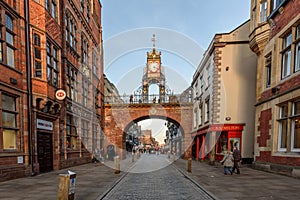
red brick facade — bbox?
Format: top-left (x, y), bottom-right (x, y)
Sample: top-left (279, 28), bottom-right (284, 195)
top-left (257, 109), bottom-right (272, 147)
top-left (104, 103), bottom-right (193, 159)
top-left (269, 0), bottom-right (300, 39)
top-left (0, 0), bottom-right (104, 182)
top-left (250, 0), bottom-right (300, 175)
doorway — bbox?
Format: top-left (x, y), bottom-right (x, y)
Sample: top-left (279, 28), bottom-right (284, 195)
top-left (37, 132), bottom-right (53, 173)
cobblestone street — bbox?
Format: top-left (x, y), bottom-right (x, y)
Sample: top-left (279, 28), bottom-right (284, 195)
top-left (100, 154), bottom-right (217, 200)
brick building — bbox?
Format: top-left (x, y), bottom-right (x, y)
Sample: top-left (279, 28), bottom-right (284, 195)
top-left (0, 0), bottom-right (104, 181)
top-left (191, 20), bottom-right (257, 164)
top-left (249, 0), bottom-right (300, 177)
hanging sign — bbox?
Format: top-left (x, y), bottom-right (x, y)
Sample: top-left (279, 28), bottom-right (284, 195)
top-left (55, 89), bottom-right (66, 101)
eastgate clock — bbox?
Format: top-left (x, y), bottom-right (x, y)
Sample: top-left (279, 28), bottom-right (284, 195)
top-left (149, 62), bottom-right (159, 72)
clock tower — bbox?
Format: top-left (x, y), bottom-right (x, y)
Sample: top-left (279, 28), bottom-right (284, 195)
top-left (142, 34), bottom-right (166, 103)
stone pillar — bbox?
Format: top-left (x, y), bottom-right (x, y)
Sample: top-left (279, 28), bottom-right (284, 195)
top-left (209, 131), bottom-right (216, 165)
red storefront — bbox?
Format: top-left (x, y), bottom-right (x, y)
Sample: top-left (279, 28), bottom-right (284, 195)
top-left (192, 124), bottom-right (244, 161)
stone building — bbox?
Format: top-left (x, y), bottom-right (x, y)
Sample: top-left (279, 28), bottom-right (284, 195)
top-left (0, 0), bottom-right (104, 181)
top-left (249, 0), bottom-right (300, 177)
top-left (191, 20), bottom-right (257, 164)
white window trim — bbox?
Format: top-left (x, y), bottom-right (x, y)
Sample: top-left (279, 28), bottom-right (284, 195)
top-left (278, 122), bottom-right (287, 152)
top-left (295, 42), bottom-right (300, 72)
top-left (278, 106), bottom-right (287, 152)
top-left (193, 109), bottom-right (197, 128)
top-left (291, 120), bottom-right (300, 152)
top-left (260, 1), bottom-right (268, 23)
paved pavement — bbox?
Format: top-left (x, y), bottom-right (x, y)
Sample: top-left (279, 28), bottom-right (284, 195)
top-left (173, 159), bottom-right (300, 200)
top-left (0, 154), bottom-right (299, 200)
top-left (101, 154), bottom-right (216, 200)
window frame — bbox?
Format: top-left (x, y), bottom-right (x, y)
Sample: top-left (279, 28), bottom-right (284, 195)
top-left (0, 93), bottom-right (19, 150)
top-left (46, 40), bottom-right (59, 87)
top-left (65, 12), bottom-right (77, 51)
top-left (259, 1), bottom-right (268, 23)
top-left (66, 114), bottom-right (78, 150)
top-left (45, 0), bottom-right (57, 20)
top-left (281, 32), bottom-right (292, 79)
top-left (291, 100), bottom-right (300, 152)
top-left (66, 65), bottom-right (79, 102)
top-left (1, 13), bottom-right (16, 68)
top-left (278, 104), bottom-right (288, 151)
top-left (33, 33), bottom-right (42, 78)
top-left (204, 99), bottom-right (210, 123)
top-left (294, 24), bottom-right (300, 73)
top-left (265, 53), bottom-right (272, 88)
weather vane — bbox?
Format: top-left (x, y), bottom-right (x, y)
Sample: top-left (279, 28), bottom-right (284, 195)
top-left (151, 34), bottom-right (156, 48)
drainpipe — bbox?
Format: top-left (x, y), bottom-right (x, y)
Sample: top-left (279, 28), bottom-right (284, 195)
top-left (24, 0), bottom-right (34, 175)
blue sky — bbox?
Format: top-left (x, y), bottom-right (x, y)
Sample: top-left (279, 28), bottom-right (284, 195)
top-left (101, 0), bottom-right (251, 144)
top-left (102, 0), bottom-right (251, 95)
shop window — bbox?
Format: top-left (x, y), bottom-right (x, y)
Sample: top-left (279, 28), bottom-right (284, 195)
top-left (230, 138), bottom-right (240, 152)
top-left (278, 104), bottom-right (288, 151)
top-left (216, 132), bottom-right (228, 154)
top-left (66, 114), bottom-right (78, 150)
top-left (1, 94), bottom-right (18, 150)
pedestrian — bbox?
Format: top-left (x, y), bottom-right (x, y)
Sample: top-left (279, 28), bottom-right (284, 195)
top-left (129, 95), bottom-right (133, 103)
top-left (232, 146), bottom-right (241, 174)
top-left (220, 151), bottom-right (233, 175)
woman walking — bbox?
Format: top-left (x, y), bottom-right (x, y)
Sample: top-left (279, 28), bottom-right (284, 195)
top-left (220, 151), bottom-right (234, 175)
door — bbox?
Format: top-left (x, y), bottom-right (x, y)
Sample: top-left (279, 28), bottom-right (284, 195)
top-left (37, 132), bottom-right (53, 173)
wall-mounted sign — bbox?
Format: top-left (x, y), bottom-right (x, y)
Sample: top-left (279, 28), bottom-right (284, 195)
top-left (37, 119), bottom-right (53, 131)
top-left (55, 89), bottom-right (66, 101)
top-left (17, 156), bottom-right (23, 164)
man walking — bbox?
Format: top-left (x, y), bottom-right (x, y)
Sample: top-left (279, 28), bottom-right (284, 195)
top-left (232, 146), bottom-right (241, 174)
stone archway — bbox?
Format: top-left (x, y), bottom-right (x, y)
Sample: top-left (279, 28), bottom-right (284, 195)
top-left (104, 103), bottom-right (193, 159)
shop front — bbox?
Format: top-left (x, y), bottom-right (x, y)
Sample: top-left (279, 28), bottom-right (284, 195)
top-left (192, 124), bottom-right (244, 162)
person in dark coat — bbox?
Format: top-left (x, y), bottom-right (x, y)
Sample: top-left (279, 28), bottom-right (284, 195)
top-left (232, 146), bottom-right (241, 174)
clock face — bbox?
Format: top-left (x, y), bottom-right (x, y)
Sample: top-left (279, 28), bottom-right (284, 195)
top-left (149, 62), bottom-right (159, 72)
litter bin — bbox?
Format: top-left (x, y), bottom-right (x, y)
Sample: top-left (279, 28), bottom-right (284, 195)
top-left (58, 170), bottom-right (76, 200)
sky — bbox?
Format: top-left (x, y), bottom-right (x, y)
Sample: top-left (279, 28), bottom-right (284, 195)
top-left (101, 0), bottom-right (251, 144)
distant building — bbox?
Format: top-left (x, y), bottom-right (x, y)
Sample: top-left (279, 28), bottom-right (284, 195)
top-left (192, 20), bottom-right (257, 164)
top-left (249, 0), bottom-right (300, 177)
top-left (104, 75), bottom-right (123, 104)
top-left (142, 129), bottom-right (152, 148)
